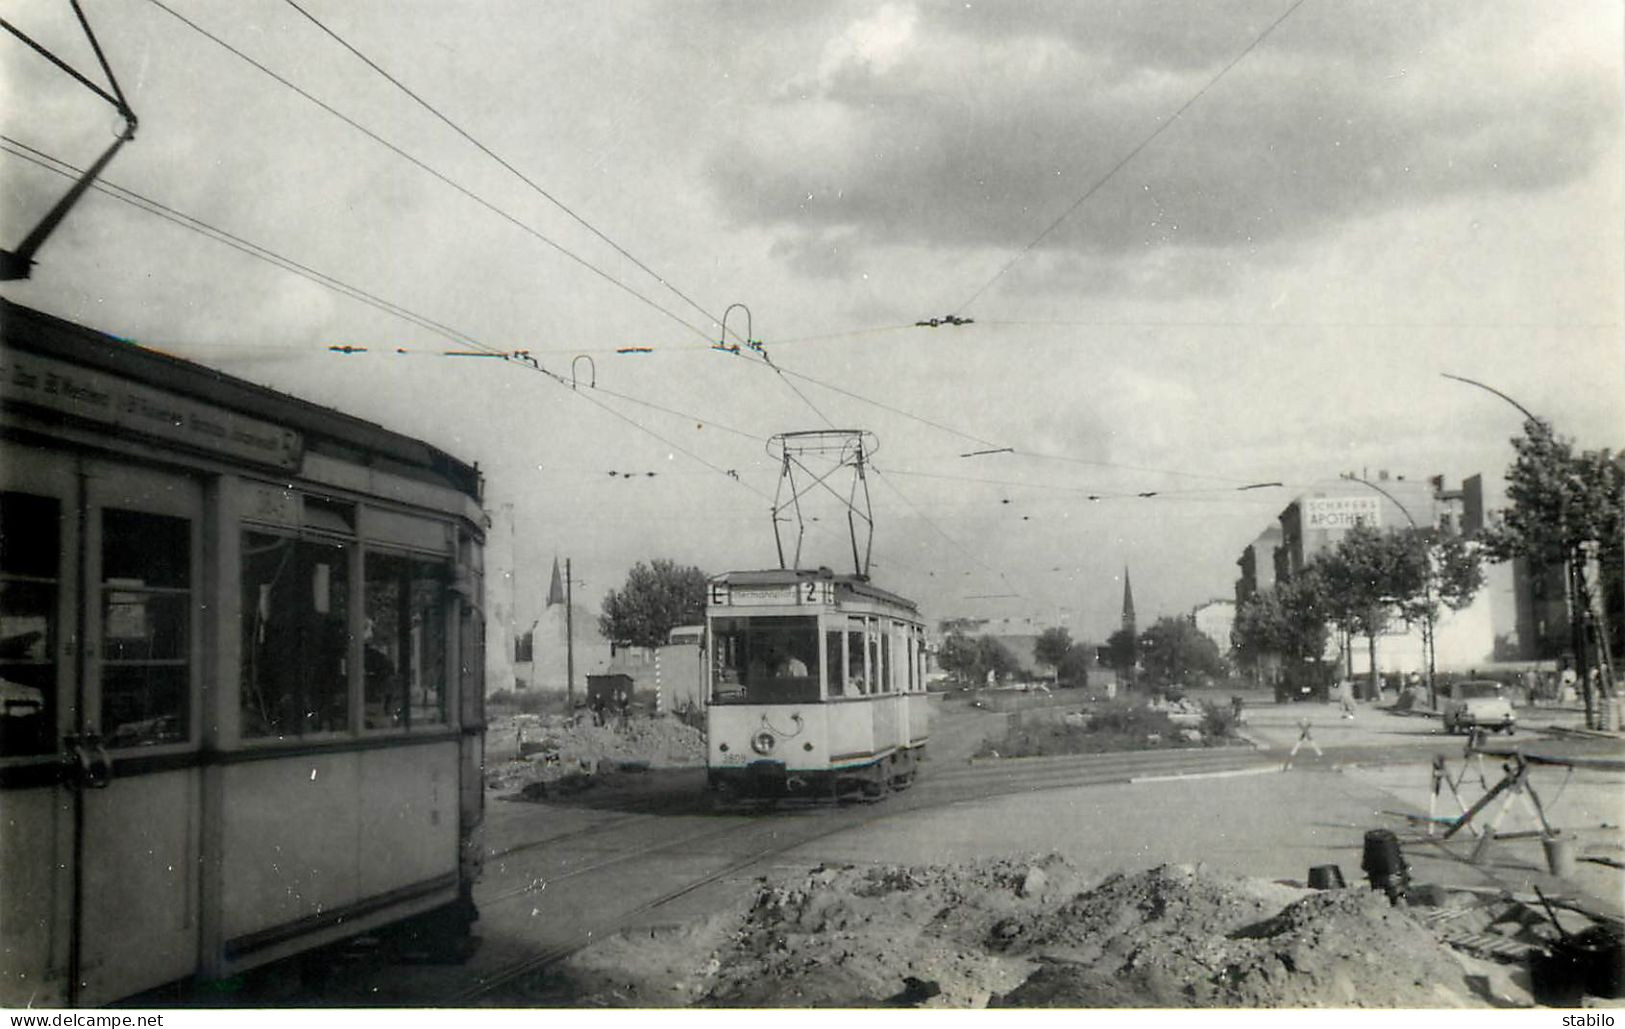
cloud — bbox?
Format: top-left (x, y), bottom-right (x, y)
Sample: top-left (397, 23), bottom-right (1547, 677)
top-left (700, 1), bottom-right (1619, 297)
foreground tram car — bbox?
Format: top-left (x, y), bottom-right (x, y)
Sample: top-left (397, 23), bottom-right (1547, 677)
top-left (705, 568), bottom-right (929, 801)
top-left (0, 302), bottom-right (487, 1006)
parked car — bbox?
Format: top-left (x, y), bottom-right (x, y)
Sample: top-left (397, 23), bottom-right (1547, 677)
top-left (1441, 680), bottom-right (1516, 734)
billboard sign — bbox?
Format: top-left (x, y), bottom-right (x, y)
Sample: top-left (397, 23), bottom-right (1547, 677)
top-left (1303, 496), bottom-right (1382, 531)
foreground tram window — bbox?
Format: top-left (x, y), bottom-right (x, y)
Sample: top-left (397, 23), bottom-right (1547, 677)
top-left (710, 616), bottom-right (819, 704)
top-left (101, 509), bottom-right (191, 747)
top-left (363, 551), bottom-right (448, 729)
top-left (241, 531), bottom-right (350, 737)
top-left (0, 492), bottom-right (59, 756)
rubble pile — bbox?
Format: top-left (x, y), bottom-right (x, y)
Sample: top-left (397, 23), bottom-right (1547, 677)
top-left (484, 714), bottom-right (705, 793)
top-left (561, 858), bottom-right (1509, 1008)
top-left (993, 866), bottom-right (1478, 1007)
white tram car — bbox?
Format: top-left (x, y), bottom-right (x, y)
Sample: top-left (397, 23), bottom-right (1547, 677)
top-left (705, 568), bottom-right (929, 800)
top-left (0, 301), bottom-right (487, 1005)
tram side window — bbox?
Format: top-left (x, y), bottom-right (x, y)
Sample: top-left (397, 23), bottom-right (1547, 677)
top-left (846, 627), bottom-right (866, 694)
top-left (878, 630), bottom-right (891, 694)
top-left (824, 630), bottom-right (844, 697)
top-left (241, 531), bottom-right (351, 738)
top-left (364, 552), bottom-right (449, 729)
top-left (0, 492), bottom-right (59, 757)
top-left (101, 510), bottom-right (191, 747)
top-left (710, 616), bottom-right (818, 704)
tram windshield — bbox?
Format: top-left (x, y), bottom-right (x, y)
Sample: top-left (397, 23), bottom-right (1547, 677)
top-left (710, 615), bottom-right (819, 704)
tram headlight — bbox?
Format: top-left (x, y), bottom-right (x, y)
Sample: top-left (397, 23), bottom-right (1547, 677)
top-left (750, 730), bottom-right (776, 756)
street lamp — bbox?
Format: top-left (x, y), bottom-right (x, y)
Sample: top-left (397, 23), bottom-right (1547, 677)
top-left (1442, 373), bottom-right (1601, 727)
top-left (1339, 473), bottom-right (1437, 706)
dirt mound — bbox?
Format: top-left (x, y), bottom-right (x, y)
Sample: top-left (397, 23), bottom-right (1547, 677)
top-left (996, 867), bottom-right (1476, 1007)
top-left (561, 859), bottom-right (1502, 1008)
top-left (484, 714), bottom-right (705, 793)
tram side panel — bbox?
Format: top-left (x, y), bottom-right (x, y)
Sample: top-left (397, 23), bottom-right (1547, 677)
top-left (218, 744), bottom-right (460, 966)
top-left (0, 789), bottom-right (72, 1007)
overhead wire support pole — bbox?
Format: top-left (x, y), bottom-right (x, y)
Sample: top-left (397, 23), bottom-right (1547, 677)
top-left (1, 3), bottom-right (137, 280)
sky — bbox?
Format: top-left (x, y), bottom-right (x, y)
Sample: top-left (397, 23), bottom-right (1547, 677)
top-left (2, 0), bottom-right (1621, 640)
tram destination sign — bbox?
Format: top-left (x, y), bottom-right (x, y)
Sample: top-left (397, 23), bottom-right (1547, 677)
top-left (1, 347), bottom-right (303, 470)
top-left (710, 580), bottom-right (836, 607)
top-left (1303, 496), bottom-right (1382, 531)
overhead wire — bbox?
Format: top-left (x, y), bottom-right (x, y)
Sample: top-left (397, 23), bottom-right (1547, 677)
top-left (950, 0), bottom-right (1311, 315)
top-left (0, 136), bottom-right (496, 351)
top-left (141, 2), bottom-right (1290, 496)
top-left (172, 0), bottom-right (839, 439)
top-left (0, 137), bottom-right (776, 507)
top-left (138, 0), bottom-right (714, 344)
top-left (276, 0), bottom-right (735, 344)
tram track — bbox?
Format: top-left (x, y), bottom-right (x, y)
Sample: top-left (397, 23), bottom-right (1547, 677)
top-left (448, 743), bottom-right (1281, 1005)
top-left (452, 794), bottom-right (908, 1005)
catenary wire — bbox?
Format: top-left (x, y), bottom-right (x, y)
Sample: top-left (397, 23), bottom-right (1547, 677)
top-left (0, 138), bottom-right (775, 504)
top-left (952, 0), bottom-right (1311, 315)
top-left (277, 0), bottom-right (739, 344)
top-left (139, 0), bottom-right (714, 344)
top-left (1, 137), bottom-right (499, 351)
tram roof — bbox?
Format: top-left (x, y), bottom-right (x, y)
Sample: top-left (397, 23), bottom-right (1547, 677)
top-left (0, 300), bottom-right (482, 502)
top-left (713, 568), bottom-right (918, 613)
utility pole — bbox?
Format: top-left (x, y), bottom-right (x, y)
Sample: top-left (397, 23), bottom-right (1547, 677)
top-left (565, 557), bottom-right (575, 708)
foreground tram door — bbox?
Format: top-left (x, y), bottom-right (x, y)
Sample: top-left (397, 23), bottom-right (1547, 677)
top-left (2, 451), bottom-right (205, 1006)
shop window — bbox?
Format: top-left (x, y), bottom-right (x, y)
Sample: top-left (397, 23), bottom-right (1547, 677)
top-left (1, 492), bottom-right (59, 756)
top-left (364, 552), bottom-right (448, 729)
top-left (240, 531), bottom-right (350, 737)
top-left (100, 509), bottom-right (190, 747)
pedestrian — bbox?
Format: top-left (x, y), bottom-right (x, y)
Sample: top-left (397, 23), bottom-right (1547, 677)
top-left (1338, 678), bottom-right (1357, 719)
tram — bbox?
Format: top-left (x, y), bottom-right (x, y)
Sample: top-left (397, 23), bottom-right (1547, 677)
top-left (705, 568), bottom-right (930, 801)
top-left (703, 429), bottom-right (930, 802)
top-left (0, 301), bottom-right (487, 1005)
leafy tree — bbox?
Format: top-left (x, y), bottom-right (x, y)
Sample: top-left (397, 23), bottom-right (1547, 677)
top-left (936, 633), bottom-right (981, 683)
top-left (1034, 627), bottom-right (1074, 683)
top-left (1232, 568), bottom-right (1333, 673)
top-left (1055, 645), bottom-right (1091, 689)
top-left (1393, 528), bottom-right (1486, 702)
top-left (1138, 616), bottom-right (1226, 687)
top-left (975, 635), bottom-right (1021, 683)
top-left (1480, 418), bottom-right (1625, 722)
top-left (597, 559), bottom-right (708, 649)
top-left (1103, 626), bottom-right (1138, 683)
top-left (1313, 525), bottom-right (1426, 697)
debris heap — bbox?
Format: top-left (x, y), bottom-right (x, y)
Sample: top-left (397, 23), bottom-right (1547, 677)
top-left (562, 858), bottom-right (1510, 1008)
top-left (484, 714), bottom-right (706, 793)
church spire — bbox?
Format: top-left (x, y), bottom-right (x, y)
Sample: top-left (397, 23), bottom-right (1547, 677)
top-left (1121, 566), bottom-right (1136, 636)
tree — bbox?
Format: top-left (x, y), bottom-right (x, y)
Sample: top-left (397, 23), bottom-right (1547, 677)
top-left (1393, 527), bottom-right (1486, 702)
top-left (597, 559), bottom-right (708, 649)
top-left (975, 635), bottom-right (1021, 683)
top-left (1481, 418), bottom-right (1625, 724)
top-left (1055, 645), bottom-right (1091, 689)
top-left (936, 633), bottom-right (980, 684)
top-left (1138, 616), bottom-right (1226, 687)
top-left (1034, 627), bottom-right (1074, 684)
top-left (1232, 568), bottom-right (1333, 679)
top-left (1314, 525), bottom-right (1426, 698)
top-left (1103, 626), bottom-right (1138, 684)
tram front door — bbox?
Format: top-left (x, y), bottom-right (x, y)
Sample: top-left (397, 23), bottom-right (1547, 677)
top-left (1, 452), bottom-right (204, 1006)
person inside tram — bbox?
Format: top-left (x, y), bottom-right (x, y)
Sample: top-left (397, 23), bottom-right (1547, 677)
top-left (774, 649), bottom-right (809, 677)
